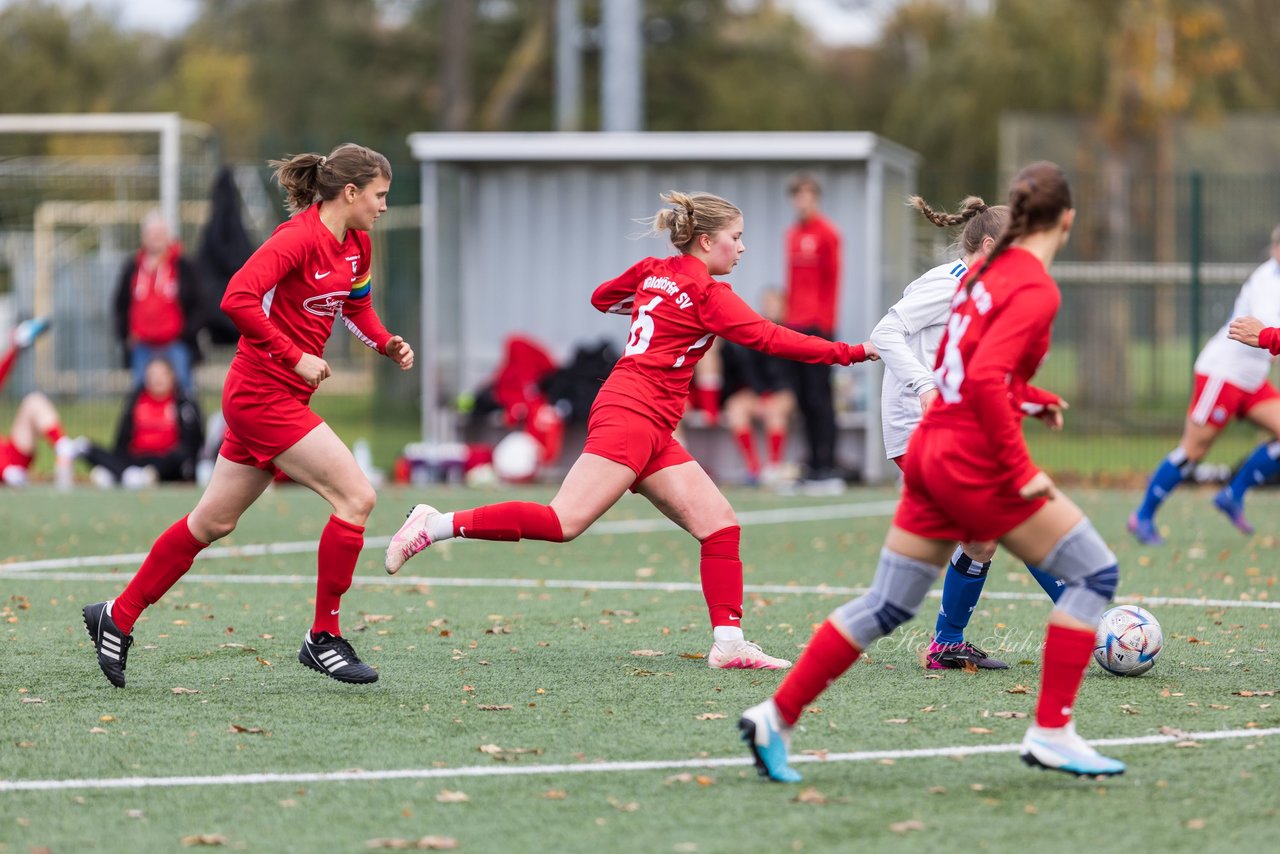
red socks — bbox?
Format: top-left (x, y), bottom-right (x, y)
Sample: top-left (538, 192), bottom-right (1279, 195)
top-left (773, 620), bottom-right (862, 726)
top-left (767, 429), bottom-right (786, 465)
top-left (699, 526), bottom-right (743, 628)
top-left (1035, 622), bottom-right (1096, 728)
top-left (113, 516), bottom-right (209, 634)
top-left (732, 429), bottom-right (761, 476)
top-left (312, 515), bottom-right (365, 636)
top-left (43, 425), bottom-right (65, 447)
top-left (0, 345), bottom-right (17, 390)
top-left (452, 502), bottom-right (564, 542)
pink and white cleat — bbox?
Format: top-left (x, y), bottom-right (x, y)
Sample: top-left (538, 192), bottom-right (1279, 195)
top-left (708, 638), bottom-right (792, 670)
top-left (384, 503), bottom-right (440, 575)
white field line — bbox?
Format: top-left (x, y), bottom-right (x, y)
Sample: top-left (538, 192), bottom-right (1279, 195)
top-left (0, 500), bottom-right (901, 574)
top-left (2, 726), bottom-right (1276, 793)
top-left (2, 568), bottom-right (1277, 611)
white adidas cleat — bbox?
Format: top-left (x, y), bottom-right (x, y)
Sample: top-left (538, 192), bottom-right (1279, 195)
top-left (1019, 721), bottom-right (1126, 777)
top-left (708, 638), bottom-right (792, 670)
top-left (384, 503), bottom-right (440, 575)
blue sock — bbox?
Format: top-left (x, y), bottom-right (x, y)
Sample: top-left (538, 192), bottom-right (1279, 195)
top-left (1138, 448), bottom-right (1193, 519)
top-left (1025, 564), bottom-right (1064, 603)
top-left (1226, 441), bottom-right (1280, 502)
top-left (934, 546), bottom-right (990, 645)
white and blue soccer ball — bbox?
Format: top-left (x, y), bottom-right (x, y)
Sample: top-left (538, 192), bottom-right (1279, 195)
top-left (1094, 605), bottom-right (1163, 676)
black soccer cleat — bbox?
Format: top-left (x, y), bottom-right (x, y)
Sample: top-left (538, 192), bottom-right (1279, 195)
top-left (926, 640), bottom-right (1009, 670)
top-left (298, 631), bottom-right (379, 684)
top-left (83, 601), bottom-right (133, 688)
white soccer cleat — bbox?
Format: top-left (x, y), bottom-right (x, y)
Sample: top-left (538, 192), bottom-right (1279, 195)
top-left (384, 503), bottom-right (440, 575)
top-left (1019, 721), bottom-right (1126, 777)
top-left (708, 638), bottom-right (792, 670)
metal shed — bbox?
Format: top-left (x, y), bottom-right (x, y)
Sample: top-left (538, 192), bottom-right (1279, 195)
top-left (407, 131), bottom-right (919, 484)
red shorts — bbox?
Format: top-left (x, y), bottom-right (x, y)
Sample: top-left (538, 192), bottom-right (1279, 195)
top-left (892, 424), bottom-right (1047, 542)
top-left (219, 369), bottom-right (323, 470)
top-left (1188, 374), bottom-right (1280, 428)
top-left (0, 437), bottom-right (32, 474)
top-left (583, 402), bottom-right (694, 492)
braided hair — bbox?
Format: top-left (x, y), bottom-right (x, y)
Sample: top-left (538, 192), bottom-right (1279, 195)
top-left (969, 161), bottom-right (1073, 288)
top-left (910, 195), bottom-right (1009, 258)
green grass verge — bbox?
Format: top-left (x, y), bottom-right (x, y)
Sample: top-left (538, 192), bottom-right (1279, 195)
top-left (2, 485), bottom-right (1277, 852)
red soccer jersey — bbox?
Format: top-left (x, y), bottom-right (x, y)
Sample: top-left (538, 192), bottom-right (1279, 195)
top-left (221, 203), bottom-right (391, 396)
top-left (924, 246), bottom-right (1061, 489)
top-left (591, 254), bottom-right (865, 430)
top-left (784, 214), bottom-right (841, 334)
top-left (128, 391), bottom-right (179, 456)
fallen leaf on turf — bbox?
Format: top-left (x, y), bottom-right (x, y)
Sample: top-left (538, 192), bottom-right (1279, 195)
top-left (603, 609), bottom-right (636, 617)
top-left (1159, 725), bottom-right (1192, 739)
top-left (695, 776), bottom-right (714, 786)
top-left (180, 834), bottom-right (229, 846)
top-left (608, 797), bottom-right (639, 812)
top-left (541, 789), bottom-right (568, 799)
top-left (89, 727), bottom-right (108, 734)
top-left (435, 789), bottom-right (469, 804)
top-left (1174, 741), bottom-right (1202, 748)
top-left (801, 749), bottom-right (829, 760)
top-left (630, 649), bottom-right (665, 657)
top-left (993, 711), bottom-right (1026, 719)
top-left (15, 741), bottom-right (33, 748)
top-left (1186, 819), bottom-right (1206, 830)
top-left (694, 713), bottom-right (726, 720)
top-left (1234, 690), bottom-right (1277, 697)
top-left (363, 614), bottom-right (394, 624)
top-left (171, 688), bottom-right (200, 695)
top-left (1006, 684), bottom-right (1031, 694)
top-left (927, 786), bottom-right (946, 795)
top-left (485, 624), bottom-right (512, 634)
top-left (1209, 704), bottom-right (1231, 710)
top-left (968, 727), bottom-right (994, 734)
top-left (679, 652), bottom-right (706, 660)
top-left (477, 704), bottom-right (513, 711)
top-left (792, 787), bottom-right (828, 805)
top-left (100, 715), bottom-right (115, 722)
top-left (21, 697), bottom-right (43, 704)
top-left (665, 773), bottom-right (695, 784)
top-left (228, 724), bottom-right (268, 735)
top-left (255, 657), bottom-right (272, 667)
top-left (884, 718), bottom-right (910, 724)
top-left (365, 837), bottom-right (458, 850)
top-left (889, 820), bottom-right (925, 833)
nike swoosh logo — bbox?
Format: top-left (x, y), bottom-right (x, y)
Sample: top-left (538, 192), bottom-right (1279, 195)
top-left (330, 609), bottom-right (340, 615)
top-left (458, 526), bottom-right (466, 538)
top-left (729, 615), bottom-right (740, 621)
top-left (314, 271), bottom-right (331, 280)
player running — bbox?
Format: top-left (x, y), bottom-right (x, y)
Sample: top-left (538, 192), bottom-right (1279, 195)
top-left (1128, 225), bottom-right (1280, 545)
top-left (741, 162), bottom-right (1128, 781)
top-left (871, 195), bottom-right (1065, 670)
top-left (83, 143), bottom-right (414, 688)
top-left (385, 190), bottom-right (879, 670)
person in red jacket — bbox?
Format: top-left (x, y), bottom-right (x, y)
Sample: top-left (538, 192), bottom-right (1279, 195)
top-left (83, 143), bottom-right (414, 689)
top-left (113, 211), bottom-right (205, 394)
top-left (740, 162), bottom-right (1128, 781)
top-left (783, 172), bottom-right (843, 488)
top-left (386, 191), bottom-right (879, 670)
top-left (76, 356), bottom-right (204, 487)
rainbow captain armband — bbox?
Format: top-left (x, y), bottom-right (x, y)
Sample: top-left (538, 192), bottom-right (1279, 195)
top-left (348, 272), bottom-right (372, 300)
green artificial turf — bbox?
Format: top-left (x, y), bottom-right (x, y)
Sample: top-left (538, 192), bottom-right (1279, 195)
top-left (1, 484), bottom-right (1277, 853)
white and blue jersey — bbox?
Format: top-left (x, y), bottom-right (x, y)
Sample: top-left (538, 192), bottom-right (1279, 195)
top-left (871, 259), bottom-right (967, 459)
top-left (1194, 258), bottom-right (1280, 391)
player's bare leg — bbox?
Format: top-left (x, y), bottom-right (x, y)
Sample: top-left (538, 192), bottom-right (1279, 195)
top-left (638, 461), bottom-right (790, 669)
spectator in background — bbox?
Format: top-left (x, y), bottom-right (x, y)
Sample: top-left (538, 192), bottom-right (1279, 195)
top-left (114, 210), bottom-right (205, 394)
top-left (0, 317), bottom-right (76, 489)
top-left (783, 172), bottom-right (843, 491)
top-left (720, 288), bottom-right (797, 486)
top-left (76, 356), bottom-right (204, 488)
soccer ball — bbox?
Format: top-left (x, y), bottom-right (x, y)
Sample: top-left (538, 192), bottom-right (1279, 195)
top-left (1093, 605), bottom-right (1163, 676)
